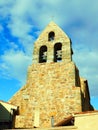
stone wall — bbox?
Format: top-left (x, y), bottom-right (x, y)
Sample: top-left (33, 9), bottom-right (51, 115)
top-left (9, 61), bottom-right (82, 128)
top-left (80, 78), bottom-right (94, 111)
top-left (33, 21), bottom-right (72, 63)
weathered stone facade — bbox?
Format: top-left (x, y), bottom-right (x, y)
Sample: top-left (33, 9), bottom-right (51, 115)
top-left (9, 21), bottom-right (93, 128)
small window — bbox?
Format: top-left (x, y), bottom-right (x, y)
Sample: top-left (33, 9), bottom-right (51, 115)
top-left (54, 43), bottom-right (62, 62)
top-left (39, 45), bottom-right (47, 63)
top-left (48, 31), bottom-right (55, 41)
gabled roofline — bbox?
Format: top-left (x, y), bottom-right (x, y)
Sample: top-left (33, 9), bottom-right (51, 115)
top-left (74, 110), bottom-right (98, 117)
top-left (0, 100), bottom-right (18, 110)
top-left (54, 116), bottom-right (74, 127)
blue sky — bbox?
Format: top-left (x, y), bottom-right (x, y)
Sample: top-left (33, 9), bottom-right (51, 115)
top-left (0, 0), bottom-right (98, 109)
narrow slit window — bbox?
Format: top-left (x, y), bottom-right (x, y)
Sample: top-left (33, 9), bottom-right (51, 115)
top-left (48, 31), bottom-right (55, 41)
top-left (54, 43), bottom-right (62, 62)
top-left (39, 46), bottom-right (47, 63)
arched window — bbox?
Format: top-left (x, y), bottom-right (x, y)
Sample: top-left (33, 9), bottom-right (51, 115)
top-left (54, 43), bottom-right (62, 62)
top-left (39, 45), bottom-right (47, 63)
top-left (48, 31), bottom-right (55, 41)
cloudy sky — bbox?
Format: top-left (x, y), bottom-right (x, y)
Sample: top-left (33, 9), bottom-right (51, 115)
top-left (0, 0), bottom-right (98, 109)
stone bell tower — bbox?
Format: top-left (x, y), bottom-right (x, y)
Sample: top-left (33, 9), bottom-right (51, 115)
top-left (9, 21), bottom-right (93, 129)
top-left (33, 22), bottom-right (73, 63)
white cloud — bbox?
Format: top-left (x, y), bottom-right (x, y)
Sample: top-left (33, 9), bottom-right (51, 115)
top-left (0, 0), bottom-right (14, 18)
top-left (10, 42), bottom-right (18, 49)
top-left (0, 49), bottom-right (32, 85)
top-left (8, 21), bottom-right (32, 38)
top-left (73, 49), bottom-right (98, 96)
top-left (0, 0), bottom-right (98, 98)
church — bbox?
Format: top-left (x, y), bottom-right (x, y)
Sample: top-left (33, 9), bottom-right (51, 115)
top-left (1, 21), bottom-right (96, 129)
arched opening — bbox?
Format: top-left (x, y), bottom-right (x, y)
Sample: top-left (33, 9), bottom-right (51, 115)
top-left (54, 43), bottom-right (62, 62)
top-left (39, 45), bottom-right (47, 63)
top-left (48, 31), bottom-right (55, 41)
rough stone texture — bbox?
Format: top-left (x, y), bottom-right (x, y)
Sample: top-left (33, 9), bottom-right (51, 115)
top-left (33, 22), bottom-right (72, 63)
top-left (9, 21), bottom-right (93, 129)
top-left (80, 78), bottom-right (93, 111)
top-left (10, 62), bottom-right (82, 128)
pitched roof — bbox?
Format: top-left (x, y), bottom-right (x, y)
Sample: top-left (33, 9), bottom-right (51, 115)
top-left (0, 100), bottom-right (18, 110)
top-left (74, 110), bottom-right (98, 117)
top-left (54, 116), bottom-right (74, 127)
